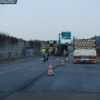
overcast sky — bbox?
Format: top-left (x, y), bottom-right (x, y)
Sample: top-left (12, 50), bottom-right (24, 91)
top-left (0, 0), bottom-right (100, 41)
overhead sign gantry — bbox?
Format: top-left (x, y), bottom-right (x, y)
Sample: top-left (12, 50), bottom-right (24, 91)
top-left (0, 0), bottom-right (17, 4)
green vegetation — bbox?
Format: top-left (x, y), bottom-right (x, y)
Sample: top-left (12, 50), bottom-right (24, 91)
top-left (0, 33), bottom-right (18, 45)
top-left (29, 40), bottom-right (41, 47)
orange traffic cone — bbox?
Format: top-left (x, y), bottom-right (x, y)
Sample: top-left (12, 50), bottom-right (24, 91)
top-left (61, 59), bottom-right (65, 66)
top-left (66, 56), bottom-right (69, 62)
top-left (47, 61), bottom-right (54, 76)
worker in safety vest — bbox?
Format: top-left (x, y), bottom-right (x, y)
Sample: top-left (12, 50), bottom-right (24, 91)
top-left (41, 47), bottom-right (46, 62)
top-left (63, 49), bottom-right (69, 61)
top-left (49, 48), bottom-right (52, 56)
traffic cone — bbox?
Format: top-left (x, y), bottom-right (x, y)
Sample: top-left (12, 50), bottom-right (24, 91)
top-left (47, 61), bottom-right (54, 76)
top-left (61, 59), bottom-right (65, 66)
top-left (66, 56), bottom-right (69, 62)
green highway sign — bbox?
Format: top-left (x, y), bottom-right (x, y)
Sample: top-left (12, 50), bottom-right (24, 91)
top-left (61, 32), bottom-right (71, 39)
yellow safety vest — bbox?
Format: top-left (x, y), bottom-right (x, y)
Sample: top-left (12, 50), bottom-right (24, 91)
top-left (42, 49), bottom-right (45, 54)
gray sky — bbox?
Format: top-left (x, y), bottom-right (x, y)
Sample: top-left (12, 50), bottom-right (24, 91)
top-left (0, 0), bottom-right (100, 41)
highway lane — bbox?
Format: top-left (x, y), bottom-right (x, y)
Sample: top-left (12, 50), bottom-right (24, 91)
top-left (25, 62), bottom-right (100, 93)
top-left (0, 57), bottom-right (61, 100)
top-left (4, 57), bottom-right (100, 100)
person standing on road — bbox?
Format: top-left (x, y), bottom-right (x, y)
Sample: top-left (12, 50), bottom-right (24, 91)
top-left (41, 47), bottom-right (46, 62)
top-left (49, 48), bottom-right (52, 56)
top-left (63, 49), bottom-right (69, 61)
top-left (46, 52), bottom-right (49, 61)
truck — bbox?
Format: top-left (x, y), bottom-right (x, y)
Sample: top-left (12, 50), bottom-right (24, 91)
top-left (58, 43), bottom-right (68, 56)
top-left (45, 40), bottom-right (58, 56)
top-left (44, 41), bottom-right (69, 56)
top-left (73, 38), bottom-right (97, 63)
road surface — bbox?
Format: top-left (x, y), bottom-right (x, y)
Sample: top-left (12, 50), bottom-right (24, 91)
top-left (0, 56), bottom-right (100, 100)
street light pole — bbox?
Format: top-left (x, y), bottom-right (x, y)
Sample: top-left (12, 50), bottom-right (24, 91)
top-left (58, 33), bottom-right (61, 52)
top-left (59, 33), bottom-right (60, 43)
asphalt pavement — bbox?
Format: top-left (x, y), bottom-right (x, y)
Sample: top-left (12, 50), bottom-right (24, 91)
top-left (0, 56), bottom-right (100, 100)
top-left (0, 57), bottom-right (61, 100)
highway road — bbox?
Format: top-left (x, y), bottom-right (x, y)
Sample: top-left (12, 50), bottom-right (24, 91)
top-left (0, 56), bottom-right (100, 100)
